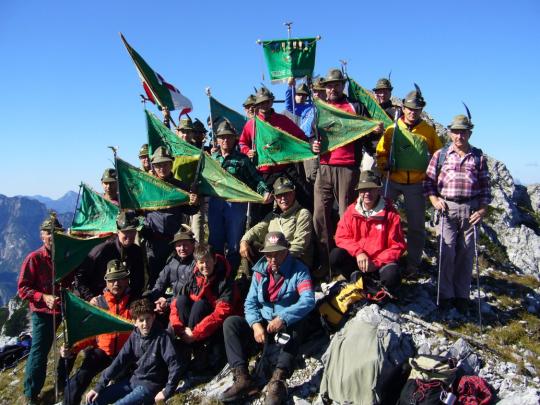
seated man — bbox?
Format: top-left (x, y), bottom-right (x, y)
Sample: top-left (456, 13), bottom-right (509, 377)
top-left (60, 260), bottom-right (133, 405)
top-left (169, 243), bottom-right (240, 374)
top-left (220, 232), bottom-right (315, 404)
top-left (75, 211), bottom-right (146, 301)
top-left (85, 299), bottom-right (182, 405)
top-left (240, 177), bottom-right (313, 269)
top-left (145, 226), bottom-right (196, 315)
top-left (330, 171), bottom-right (406, 292)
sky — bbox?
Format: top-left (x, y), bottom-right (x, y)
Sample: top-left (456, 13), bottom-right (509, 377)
top-left (1, 0), bottom-right (539, 199)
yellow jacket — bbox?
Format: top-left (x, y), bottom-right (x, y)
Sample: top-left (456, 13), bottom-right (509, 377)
top-left (376, 119), bottom-right (442, 184)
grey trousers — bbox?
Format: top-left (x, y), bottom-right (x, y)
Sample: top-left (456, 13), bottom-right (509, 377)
top-left (439, 199), bottom-right (478, 300)
top-left (385, 181), bottom-right (425, 268)
top-left (190, 196), bottom-right (209, 243)
top-left (313, 165), bottom-right (359, 267)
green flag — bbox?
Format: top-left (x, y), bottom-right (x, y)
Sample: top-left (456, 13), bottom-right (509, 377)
top-left (63, 289), bottom-right (134, 346)
top-left (71, 183), bottom-right (119, 235)
top-left (146, 111), bottom-right (264, 203)
top-left (116, 157), bottom-right (190, 210)
top-left (315, 99), bottom-right (380, 153)
top-left (261, 38), bottom-right (317, 83)
top-left (347, 77), bottom-right (393, 127)
top-left (53, 233), bottom-right (109, 282)
top-left (209, 96), bottom-right (247, 135)
top-left (255, 116), bottom-right (314, 167)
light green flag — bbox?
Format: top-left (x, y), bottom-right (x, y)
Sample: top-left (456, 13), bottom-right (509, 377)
top-left (255, 116), bottom-right (314, 167)
top-left (261, 38), bottom-right (317, 83)
top-left (53, 232), bottom-right (109, 282)
top-left (146, 111), bottom-right (263, 202)
top-left (116, 157), bottom-right (190, 210)
top-left (71, 183), bottom-right (119, 235)
top-left (209, 96), bottom-right (247, 135)
top-left (63, 289), bottom-right (134, 346)
top-left (315, 99), bottom-right (381, 153)
top-left (347, 77), bottom-right (393, 127)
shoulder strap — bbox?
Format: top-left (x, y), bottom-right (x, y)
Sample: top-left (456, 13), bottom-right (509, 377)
top-left (436, 143), bottom-right (451, 178)
top-left (471, 146), bottom-right (483, 170)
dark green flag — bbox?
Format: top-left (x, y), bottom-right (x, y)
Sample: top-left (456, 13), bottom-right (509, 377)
top-left (255, 116), bottom-right (314, 167)
top-left (261, 38), bottom-right (317, 83)
top-left (315, 99), bottom-right (381, 153)
top-left (209, 96), bottom-right (247, 135)
top-left (53, 232), bottom-right (109, 282)
top-left (63, 289), bottom-right (134, 346)
top-left (116, 157), bottom-right (190, 210)
top-left (347, 77), bottom-right (393, 127)
top-left (146, 111), bottom-right (264, 202)
top-left (71, 183), bottom-right (119, 235)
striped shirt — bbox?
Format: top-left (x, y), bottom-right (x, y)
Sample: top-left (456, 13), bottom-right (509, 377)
top-left (423, 144), bottom-right (491, 206)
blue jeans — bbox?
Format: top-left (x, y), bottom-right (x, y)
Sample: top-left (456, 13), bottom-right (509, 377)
top-left (208, 198), bottom-right (247, 270)
top-left (91, 378), bottom-right (154, 405)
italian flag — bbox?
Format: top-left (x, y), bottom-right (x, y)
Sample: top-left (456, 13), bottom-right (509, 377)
top-left (120, 33), bottom-right (192, 115)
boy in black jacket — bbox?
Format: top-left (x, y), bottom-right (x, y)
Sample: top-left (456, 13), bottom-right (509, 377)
top-left (85, 299), bottom-right (181, 405)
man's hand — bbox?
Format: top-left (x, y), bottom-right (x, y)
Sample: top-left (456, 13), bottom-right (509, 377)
top-left (181, 327), bottom-right (195, 344)
top-left (154, 297), bottom-right (169, 314)
top-left (430, 196), bottom-right (448, 212)
top-left (154, 390), bottom-right (166, 403)
top-left (239, 241), bottom-right (255, 263)
top-left (89, 296), bottom-right (98, 306)
top-left (470, 207), bottom-right (487, 226)
top-left (252, 322), bottom-right (266, 344)
top-left (287, 77), bottom-right (296, 87)
top-left (267, 317), bottom-right (284, 334)
top-left (60, 344), bottom-right (73, 359)
top-left (355, 253), bottom-right (372, 273)
top-left (374, 122), bottom-right (384, 134)
top-left (162, 106), bottom-right (171, 120)
top-left (247, 149), bottom-right (256, 159)
top-left (43, 294), bottom-right (59, 310)
top-left (189, 193), bottom-right (199, 206)
top-left (262, 192), bottom-right (274, 205)
top-left (86, 389), bottom-right (98, 404)
top-left (311, 140), bottom-right (321, 154)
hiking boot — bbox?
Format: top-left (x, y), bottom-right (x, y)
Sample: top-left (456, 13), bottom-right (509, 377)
top-left (220, 366), bottom-right (259, 403)
top-left (454, 298), bottom-right (470, 316)
top-left (264, 368), bottom-right (288, 405)
top-left (438, 298), bottom-right (454, 312)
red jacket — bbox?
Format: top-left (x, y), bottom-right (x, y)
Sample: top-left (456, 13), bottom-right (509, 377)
top-left (239, 109), bottom-right (307, 173)
top-left (18, 246), bottom-right (62, 315)
top-left (169, 254), bottom-right (242, 341)
top-left (334, 198), bottom-right (406, 268)
top-left (74, 290), bottom-right (132, 357)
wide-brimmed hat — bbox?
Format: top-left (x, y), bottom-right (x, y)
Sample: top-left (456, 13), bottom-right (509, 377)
top-left (104, 259), bottom-right (130, 281)
top-left (170, 225), bottom-right (196, 244)
top-left (355, 170), bottom-right (382, 190)
top-left (373, 78), bottom-right (393, 91)
top-left (254, 87), bottom-right (275, 105)
top-left (151, 146), bottom-right (173, 164)
top-left (40, 214), bottom-right (64, 232)
top-left (101, 168), bottom-right (117, 183)
top-left (259, 231), bottom-right (290, 253)
top-left (295, 83), bottom-right (309, 96)
top-left (448, 115), bottom-right (474, 130)
top-left (138, 144), bottom-right (149, 158)
top-left (116, 211), bottom-right (139, 231)
top-left (177, 117), bottom-right (195, 131)
top-left (215, 120), bottom-right (237, 137)
top-left (312, 77), bottom-right (325, 91)
top-left (243, 94), bottom-right (256, 108)
top-left (193, 118), bottom-right (208, 134)
top-left (273, 177), bottom-right (295, 195)
top-left (402, 90), bottom-right (426, 109)
top-left (321, 68), bottom-right (347, 85)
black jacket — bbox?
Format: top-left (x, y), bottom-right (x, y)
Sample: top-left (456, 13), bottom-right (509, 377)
top-left (147, 254), bottom-right (195, 302)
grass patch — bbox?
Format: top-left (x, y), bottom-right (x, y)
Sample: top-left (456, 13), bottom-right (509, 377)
top-left (478, 233), bottom-right (511, 268)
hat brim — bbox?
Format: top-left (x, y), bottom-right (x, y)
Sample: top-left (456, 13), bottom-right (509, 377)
top-left (273, 187), bottom-right (295, 195)
top-left (322, 78), bottom-right (346, 85)
top-left (151, 157), bottom-right (173, 164)
top-left (372, 86), bottom-right (393, 91)
top-left (101, 178), bottom-right (117, 183)
top-left (118, 225), bottom-right (138, 232)
top-left (104, 271), bottom-right (130, 281)
top-left (215, 131), bottom-right (237, 137)
top-left (170, 236), bottom-right (195, 245)
top-left (448, 125), bottom-right (473, 130)
top-left (355, 182), bottom-right (382, 191)
top-left (259, 245), bottom-right (289, 253)
top-left (253, 96), bottom-right (274, 105)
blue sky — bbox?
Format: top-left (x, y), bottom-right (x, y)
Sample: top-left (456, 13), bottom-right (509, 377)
top-left (1, 0), bottom-right (539, 198)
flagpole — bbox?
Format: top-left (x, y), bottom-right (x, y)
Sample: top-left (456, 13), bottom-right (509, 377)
top-left (50, 215), bottom-right (59, 403)
top-left (205, 87), bottom-right (216, 149)
top-left (284, 22), bottom-right (296, 116)
top-left (108, 146), bottom-right (122, 210)
top-left (70, 183), bottom-right (83, 230)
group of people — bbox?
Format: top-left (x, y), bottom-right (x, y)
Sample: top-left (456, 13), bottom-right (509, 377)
top-left (18, 67), bottom-right (491, 405)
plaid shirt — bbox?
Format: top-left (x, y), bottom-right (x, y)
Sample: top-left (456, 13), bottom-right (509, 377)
top-left (424, 144), bottom-right (491, 206)
top-left (212, 150), bottom-right (270, 196)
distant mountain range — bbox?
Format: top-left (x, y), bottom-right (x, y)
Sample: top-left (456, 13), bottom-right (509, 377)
top-left (0, 193), bottom-right (74, 306)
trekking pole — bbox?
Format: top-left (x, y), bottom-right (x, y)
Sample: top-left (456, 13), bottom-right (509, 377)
top-left (383, 108), bottom-right (401, 198)
top-left (473, 224), bottom-right (483, 333)
top-left (436, 212), bottom-right (445, 307)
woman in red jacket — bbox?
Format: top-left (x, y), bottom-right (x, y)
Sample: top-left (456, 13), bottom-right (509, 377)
top-left (169, 243), bottom-right (241, 375)
top-left (330, 171), bottom-right (406, 292)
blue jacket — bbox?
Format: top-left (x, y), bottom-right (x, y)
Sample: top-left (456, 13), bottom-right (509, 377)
top-left (245, 254), bottom-right (315, 327)
top-left (285, 87), bottom-right (312, 118)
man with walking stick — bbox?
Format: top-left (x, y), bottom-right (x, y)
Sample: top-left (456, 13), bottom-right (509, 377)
top-left (423, 111), bottom-right (491, 315)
